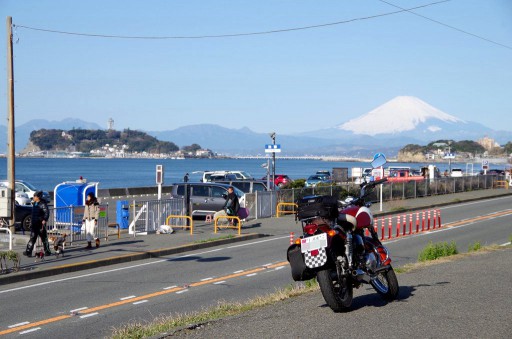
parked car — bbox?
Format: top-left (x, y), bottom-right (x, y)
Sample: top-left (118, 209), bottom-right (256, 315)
top-left (479, 169), bottom-right (505, 176)
top-left (450, 168), bottom-right (463, 177)
top-left (208, 173), bottom-right (238, 181)
top-left (170, 182), bottom-right (245, 216)
top-left (202, 170), bottom-right (254, 182)
top-left (261, 174), bottom-right (292, 188)
top-left (305, 174), bottom-right (332, 187)
top-left (216, 180), bottom-right (268, 193)
top-left (0, 204), bottom-right (33, 231)
top-left (0, 180), bottom-right (51, 203)
top-left (315, 170), bottom-right (331, 179)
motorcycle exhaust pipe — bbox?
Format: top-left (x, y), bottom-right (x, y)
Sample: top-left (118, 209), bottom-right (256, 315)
top-left (351, 269), bottom-right (371, 283)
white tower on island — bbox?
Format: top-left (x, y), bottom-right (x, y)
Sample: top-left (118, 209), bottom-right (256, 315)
top-left (108, 118), bottom-right (114, 131)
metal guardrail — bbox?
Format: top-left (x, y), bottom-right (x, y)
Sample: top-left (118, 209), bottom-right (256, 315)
top-left (129, 198), bottom-right (185, 236)
top-left (0, 227), bottom-right (13, 250)
top-left (276, 202), bottom-right (298, 218)
top-left (49, 205), bottom-right (109, 245)
top-left (214, 216), bottom-right (241, 235)
top-left (165, 215), bottom-right (193, 235)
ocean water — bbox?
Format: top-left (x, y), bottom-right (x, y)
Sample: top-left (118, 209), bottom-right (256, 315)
top-left (0, 157), bottom-right (464, 191)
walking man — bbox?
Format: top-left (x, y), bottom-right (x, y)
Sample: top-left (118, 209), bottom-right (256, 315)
top-left (24, 191), bottom-right (51, 257)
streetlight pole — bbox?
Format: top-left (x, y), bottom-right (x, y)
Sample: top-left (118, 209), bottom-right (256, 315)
top-left (6, 16), bottom-right (16, 232)
top-left (269, 132), bottom-right (276, 190)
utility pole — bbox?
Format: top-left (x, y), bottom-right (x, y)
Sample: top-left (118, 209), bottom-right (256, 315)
top-left (269, 132), bottom-right (276, 190)
top-left (6, 16), bottom-right (16, 233)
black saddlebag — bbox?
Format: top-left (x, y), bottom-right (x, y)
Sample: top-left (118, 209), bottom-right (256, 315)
top-left (296, 195), bottom-right (339, 220)
top-left (287, 245), bottom-right (315, 281)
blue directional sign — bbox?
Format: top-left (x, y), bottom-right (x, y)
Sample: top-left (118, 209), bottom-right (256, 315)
top-left (265, 144), bottom-right (281, 153)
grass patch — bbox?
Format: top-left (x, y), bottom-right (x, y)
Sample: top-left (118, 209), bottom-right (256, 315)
top-left (111, 279), bottom-right (318, 338)
top-left (451, 198), bottom-right (462, 203)
top-left (468, 241), bottom-right (482, 252)
top-left (418, 241), bottom-right (458, 261)
top-left (399, 244), bottom-right (503, 273)
top-left (193, 235), bottom-right (236, 244)
top-left (390, 206), bottom-right (407, 212)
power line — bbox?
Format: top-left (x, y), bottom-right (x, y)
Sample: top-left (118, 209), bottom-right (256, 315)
top-left (13, 1), bottom-right (451, 40)
top-left (378, 0), bottom-right (512, 50)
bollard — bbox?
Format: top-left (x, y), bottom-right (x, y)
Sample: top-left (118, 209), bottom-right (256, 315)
top-left (433, 210), bottom-right (437, 229)
top-left (408, 213), bottom-right (412, 235)
top-left (437, 209), bottom-right (442, 228)
top-left (396, 215), bottom-right (400, 238)
top-left (416, 212), bottom-right (420, 233)
top-left (289, 232), bottom-right (294, 245)
top-left (422, 211), bottom-right (426, 231)
top-left (427, 210), bottom-right (431, 230)
top-left (381, 217), bottom-right (385, 240)
top-left (388, 217), bottom-right (392, 239)
top-left (402, 214), bottom-right (407, 236)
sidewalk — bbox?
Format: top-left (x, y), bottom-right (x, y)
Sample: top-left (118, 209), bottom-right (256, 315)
top-left (1, 188), bottom-right (511, 285)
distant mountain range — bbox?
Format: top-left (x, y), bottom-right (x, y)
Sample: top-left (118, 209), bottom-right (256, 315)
top-left (1, 97), bottom-right (510, 156)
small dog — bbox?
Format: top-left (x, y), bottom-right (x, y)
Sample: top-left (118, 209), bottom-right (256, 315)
top-left (34, 248), bottom-right (45, 261)
top-left (51, 234), bottom-right (67, 258)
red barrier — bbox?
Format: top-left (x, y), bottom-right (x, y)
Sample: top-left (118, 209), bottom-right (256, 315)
top-left (380, 218), bottom-right (385, 240)
top-left (396, 215), bottom-right (400, 238)
top-left (427, 210), bottom-right (431, 230)
top-left (408, 213), bottom-right (412, 235)
top-left (388, 217), bottom-right (392, 239)
top-left (433, 210), bottom-right (437, 229)
top-left (438, 209), bottom-right (442, 228)
top-left (402, 214), bottom-right (407, 236)
top-left (415, 212), bottom-right (420, 233)
top-left (422, 211), bottom-right (426, 231)
top-left (289, 232), bottom-right (294, 245)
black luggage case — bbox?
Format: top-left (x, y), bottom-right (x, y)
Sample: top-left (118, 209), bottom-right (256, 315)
top-left (296, 195), bottom-right (339, 220)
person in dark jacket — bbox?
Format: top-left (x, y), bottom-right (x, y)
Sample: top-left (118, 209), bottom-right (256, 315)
top-left (213, 186), bottom-right (240, 226)
top-left (23, 191), bottom-right (51, 257)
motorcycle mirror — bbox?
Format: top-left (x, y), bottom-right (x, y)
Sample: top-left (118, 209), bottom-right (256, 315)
top-left (371, 153), bottom-right (387, 169)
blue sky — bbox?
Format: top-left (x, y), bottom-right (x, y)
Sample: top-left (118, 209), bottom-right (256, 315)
top-left (1, 0), bottom-right (511, 135)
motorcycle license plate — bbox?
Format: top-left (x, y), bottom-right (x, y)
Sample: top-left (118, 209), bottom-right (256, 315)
top-left (300, 233), bottom-right (327, 253)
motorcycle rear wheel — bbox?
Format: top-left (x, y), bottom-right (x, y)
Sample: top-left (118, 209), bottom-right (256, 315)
top-left (371, 267), bottom-right (399, 301)
top-left (317, 269), bottom-right (353, 312)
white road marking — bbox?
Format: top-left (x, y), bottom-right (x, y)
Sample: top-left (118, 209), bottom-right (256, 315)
top-left (274, 266), bottom-right (285, 271)
top-left (70, 307), bottom-right (88, 313)
top-left (19, 327), bottom-right (41, 334)
top-left (439, 196), bottom-right (512, 210)
top-left (233, 270), bottom-right (244, 274)
top-left (80, 312), bottom-right (99, 319)
top-left (200, 277), bottom-right (213, 281)
top-left (500, 242), bottom-right (511, 247)
top-left (163, 285), bottom-right (178, 290)
top-left (133, 300), bottom-right (148, 305)
top-left (263, 263), bottom-right (273, 267)
top-left (8, 321), bottom-right (29, 328)
top-left (246, 273), bottom-right (257, 277)
top-left (226, 235), bottom-right (290, 249)
top-left (176, 289), bottom-right (189, 294)
top-left (120, 295), bottom-right (136, 300)
top-left (213, 281), bottom-right (226, 285)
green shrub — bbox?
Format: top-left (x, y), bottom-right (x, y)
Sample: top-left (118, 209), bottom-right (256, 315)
top-left (468, 241), bottom-right (481, 252)
top-left (418, 241), bottom-right (458, 261)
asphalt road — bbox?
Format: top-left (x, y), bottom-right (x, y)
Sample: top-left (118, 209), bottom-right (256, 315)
top-left (0, 196), bottom-right (511, 338)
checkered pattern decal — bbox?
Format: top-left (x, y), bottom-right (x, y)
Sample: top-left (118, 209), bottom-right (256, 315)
top-left (304, 248), bottom-right (327, 268)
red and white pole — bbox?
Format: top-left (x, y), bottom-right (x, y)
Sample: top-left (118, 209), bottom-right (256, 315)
top-left (289, 232), bottom-right (294, 245)
top-left (438, 209), bottom-right (442, 228)
top-left (415, 211), bottom-right (420, 233)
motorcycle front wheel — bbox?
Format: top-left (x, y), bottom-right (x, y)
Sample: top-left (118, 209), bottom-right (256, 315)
top-left (317, 268), bottom-right (353, 312)
top-left (371, 266), bottom-right (399, 301)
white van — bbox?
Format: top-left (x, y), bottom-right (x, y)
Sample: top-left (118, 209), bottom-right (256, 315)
top-left (202, 170), bottom-right (253, 182)
top-left (451, 168), bottom-right (463, 177)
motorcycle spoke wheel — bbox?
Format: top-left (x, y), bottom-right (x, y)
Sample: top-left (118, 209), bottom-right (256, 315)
top-left (317, 269), bottom-right (353, 312)
top-left (371, 267), bottom-right (399, 301)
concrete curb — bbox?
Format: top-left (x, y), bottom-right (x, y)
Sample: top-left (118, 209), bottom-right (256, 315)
top-left (0, 233), bottom-right (268, 285)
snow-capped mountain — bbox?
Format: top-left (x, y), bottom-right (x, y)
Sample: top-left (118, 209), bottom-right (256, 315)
top-left (338, 96), bottom-right (463, 135)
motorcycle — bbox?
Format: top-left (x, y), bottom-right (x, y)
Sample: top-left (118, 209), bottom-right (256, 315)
top-left (287, 155), bottom-right (399, 312)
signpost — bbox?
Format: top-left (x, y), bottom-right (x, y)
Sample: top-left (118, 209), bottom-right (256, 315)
top-left (266, 133), bottom-right (279, 190)
top-left (156, 165), bottom-right (164, 200)
top-left (482, 160), bottom-right (489, 174)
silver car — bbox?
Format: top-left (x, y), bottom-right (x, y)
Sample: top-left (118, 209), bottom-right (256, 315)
top-left (171, 183), bottom-right (245, 216)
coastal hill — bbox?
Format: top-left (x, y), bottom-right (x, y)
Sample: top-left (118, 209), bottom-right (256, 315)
top-left (27, 128), bottom-right (179, 154)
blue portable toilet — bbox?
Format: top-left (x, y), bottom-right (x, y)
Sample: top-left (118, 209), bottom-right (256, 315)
top-left (54, 181), bottom-right (99, 232)
top-left (116, 200), bottom-right (130, 229)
